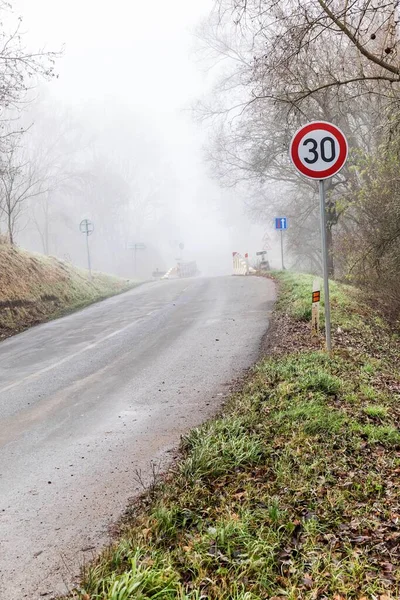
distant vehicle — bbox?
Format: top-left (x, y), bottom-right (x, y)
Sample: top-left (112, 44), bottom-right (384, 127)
top-left (161, 261), bottom-right (200, 280)
top-left (259, 259), bottom-right (270, 271)
top-left (177, 261), bottom-right (199, 278)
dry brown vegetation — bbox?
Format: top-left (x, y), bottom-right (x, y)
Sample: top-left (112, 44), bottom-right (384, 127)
top-left (0, 243), bottom-right (134, 340)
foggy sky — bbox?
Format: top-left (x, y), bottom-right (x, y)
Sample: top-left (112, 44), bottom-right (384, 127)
top-left (12, 0), bottom-right (277, 274)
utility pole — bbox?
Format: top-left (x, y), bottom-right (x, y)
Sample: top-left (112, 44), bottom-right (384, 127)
top-left (79, 219), bottom-right (94, 279)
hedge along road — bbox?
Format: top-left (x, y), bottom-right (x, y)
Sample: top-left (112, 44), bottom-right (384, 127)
top-left (0, 275), bottom-right (275, 599)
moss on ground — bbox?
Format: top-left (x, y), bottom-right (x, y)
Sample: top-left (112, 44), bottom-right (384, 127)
top-left (66, 271), bottom-right (400, 600)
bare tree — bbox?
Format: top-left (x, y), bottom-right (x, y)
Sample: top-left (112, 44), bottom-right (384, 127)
top-left (197, 0), bottom-right (399, 275)
top-left (0, 2), bottom-right (59, 244)
top-left (218, 0), bottom-right (400, 108)
top-left (0, 3), bottom-right (58, 118)
top-left (0, 132), bottom-right (48, 244)
top-left (22, 101), bottom-right (91, 254)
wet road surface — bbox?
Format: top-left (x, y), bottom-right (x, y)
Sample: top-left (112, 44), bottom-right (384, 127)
top-left (0, 275), bottom-right (275, 599)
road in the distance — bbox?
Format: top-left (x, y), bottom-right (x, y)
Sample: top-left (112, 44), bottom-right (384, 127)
top-left (0, 276), bottom-right (275, 599)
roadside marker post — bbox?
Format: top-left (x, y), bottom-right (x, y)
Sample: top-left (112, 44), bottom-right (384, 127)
top-left (274, 217), bottom-right (287, 270)
top-left (311, 279), bottom-right (321, 340)
top-left (79, 219), bottom-right (94, 280)
top-left (289, 121), bottom-right (348, 352)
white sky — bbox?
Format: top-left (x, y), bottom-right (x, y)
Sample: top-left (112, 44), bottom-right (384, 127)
top-left (17, 0), bottom-right (211, 115)
top-left (13, 0), bottom-right (273, 272)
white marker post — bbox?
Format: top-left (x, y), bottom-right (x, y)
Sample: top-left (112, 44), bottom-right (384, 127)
top-left (311, 278), bottom-right (321, 340)
top-left (289, 121), bottom-right (348, 352)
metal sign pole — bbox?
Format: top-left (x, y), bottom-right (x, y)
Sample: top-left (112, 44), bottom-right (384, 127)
top-left (275, 217), bottom-right (287, 270)
top-left (128, 242), bottom-right (146, 277)
top-left (319, 179), bottom-right (332, 352)
top-left (79, 219), bottom-right (94, 279)
top-left (85, 227), bottom-right (92, 280)
top-left (134, 245), bottom-right (137, 276)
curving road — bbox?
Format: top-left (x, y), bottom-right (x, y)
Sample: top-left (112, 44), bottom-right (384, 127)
top-left (0, 275), bottom-right (275, 599)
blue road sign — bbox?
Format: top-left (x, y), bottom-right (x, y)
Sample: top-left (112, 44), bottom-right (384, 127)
top-left (275, 217), bottom-right (288, 230)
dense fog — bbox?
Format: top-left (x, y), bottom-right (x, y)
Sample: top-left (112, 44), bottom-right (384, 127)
top-left (2, 0), bottom-right (279, 279)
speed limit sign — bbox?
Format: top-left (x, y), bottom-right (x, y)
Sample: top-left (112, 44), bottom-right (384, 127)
top-left (289, 121), bottom-right (349, 352)
top-left (290, 121), bottom-right (348, 180)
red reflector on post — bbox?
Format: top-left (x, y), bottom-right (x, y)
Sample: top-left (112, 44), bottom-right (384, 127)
top-left (312, 291), bottom-right (321, 303)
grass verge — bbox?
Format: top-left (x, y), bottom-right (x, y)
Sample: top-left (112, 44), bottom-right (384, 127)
top-left (0, 244), bottom-right (138, 340)
top-left (68, 271), bottom-right (400, 600)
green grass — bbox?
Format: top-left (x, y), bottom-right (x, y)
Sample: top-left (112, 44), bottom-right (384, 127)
top-left (65, 271), bottom-right (400, 600)
top-left (180, 417), bottom-right (265, 482)
top-left (273, 270), bottom-right (371, 332)
top-left (0, 244), bottom-right (138, 338)
top-left (363, 405), bottom-right (389, 419)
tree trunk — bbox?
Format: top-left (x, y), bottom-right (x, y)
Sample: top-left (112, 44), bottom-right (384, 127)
top-left (43, 194), bottom-right (50, 254)
top-left (7, 212), bottom-right (14, 245)
top-left (44, 214), bottom-right (49, 255)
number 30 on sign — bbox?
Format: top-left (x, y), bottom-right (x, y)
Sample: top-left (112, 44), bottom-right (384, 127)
top-left (289, 121), bottom-right (348, 180)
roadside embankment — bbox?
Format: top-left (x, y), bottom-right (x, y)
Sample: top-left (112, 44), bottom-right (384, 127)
top-left (68, 271), bottom-right (400, 600)
top-left (0, 244), bottom-right (136, 340)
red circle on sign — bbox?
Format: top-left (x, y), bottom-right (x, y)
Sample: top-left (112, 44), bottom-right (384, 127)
top-left (290, 121), bottom-right (348, 180)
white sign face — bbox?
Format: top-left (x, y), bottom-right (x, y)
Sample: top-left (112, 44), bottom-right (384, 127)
top-left (297, 129), bottom-right (340, 172)
top-left (79, 219), bottom-right (94, 234)
top-left (290, 121), bottom-right (348, 180)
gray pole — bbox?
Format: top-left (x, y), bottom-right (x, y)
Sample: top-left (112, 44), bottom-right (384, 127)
top-left (280, 230), bottom-right (285, 270)
top-left (134, 245), bottom-right (137, 276)
top-left (86, 229), bottom-right (92, 280)
top-left (319, 179), bottom-right (332, 351)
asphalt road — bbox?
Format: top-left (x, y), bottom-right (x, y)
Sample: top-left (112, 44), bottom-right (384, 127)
top-left (0, 275), bottom-right (275, 599)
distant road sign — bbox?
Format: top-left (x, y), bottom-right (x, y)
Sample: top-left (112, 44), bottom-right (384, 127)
top-left (79, 219), bottom-right (94, 235)
top-left (128, 243), bottom-right (146, 276)
top-left (256, 251), bottom-right (267, 256)
top-left (128, 243), bottom-right (146, 250)
top-left (274, 217), bottom-right (288, 230)
top-left (290, 121), bottom-right (348, 180)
